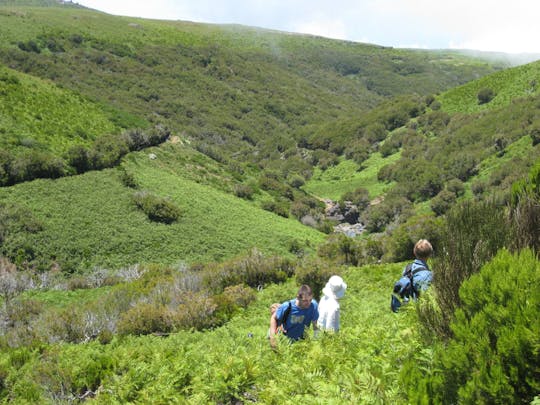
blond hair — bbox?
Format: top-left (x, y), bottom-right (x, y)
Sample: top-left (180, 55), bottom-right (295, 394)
top-left (413, 239), bottom-right (433, 260)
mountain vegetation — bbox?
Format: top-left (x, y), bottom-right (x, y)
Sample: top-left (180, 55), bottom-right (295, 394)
top-left (0, 1), bottom-right (539, 403)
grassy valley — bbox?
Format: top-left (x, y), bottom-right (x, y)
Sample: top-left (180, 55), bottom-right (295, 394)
top-left (0, 1), bottom-right (539, 403)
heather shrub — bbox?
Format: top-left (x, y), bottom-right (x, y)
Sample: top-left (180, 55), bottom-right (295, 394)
top-left (295, 257), bottom-right (335, 300)
top-left (430, 189), bottom-right (456, 216)
top-left (117, 302), bottom-right (173, 336)
top-left (317, 234), bottom-right (362, 266)
top-left (170, 291), bottom-right (218, 330)
top-left (132, 191), bottom-right (182, 224)
top-left (509, 162), bottom-right (540, 253)
top-left (477, 87), bottom-right (495, 104)
top-left (213, 284), bottom-right (256, 321)
top-left (430, 199), bottom-right (508, 337)
top-left (405, 249), bottom-right (540, 404)
top-left (233, 183), bottom-right (254, 199)
top-left (201, 248), bottom-right (295, 292)
top-left (89, 134), bottom-right (130, 169)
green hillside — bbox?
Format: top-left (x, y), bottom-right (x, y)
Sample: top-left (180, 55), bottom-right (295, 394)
top-left (0, 2), bottom-right (539, 404)
top-left (0, 65), bottom-right (119, 154)
top-left (0, 145), bottom-right (325, 272)
top-left (438, 60), bottom-right (540, 113)
top-left (0, 2), bottom-right (508, 163)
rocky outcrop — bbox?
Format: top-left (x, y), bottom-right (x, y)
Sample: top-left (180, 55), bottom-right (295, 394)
top-left (323, 199), bottom-right (364, 237)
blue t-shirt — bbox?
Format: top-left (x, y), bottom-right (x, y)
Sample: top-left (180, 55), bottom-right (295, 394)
top-left (409, 259), bottom-right (432, 291)
top-left (276, 299), bottom-right (319, 340)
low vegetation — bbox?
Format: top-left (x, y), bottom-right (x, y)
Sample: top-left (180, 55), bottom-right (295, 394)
top-left (0, 1), bottom-right (539, 403)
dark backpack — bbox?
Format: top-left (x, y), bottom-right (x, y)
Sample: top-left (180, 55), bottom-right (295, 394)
top-left (276, 301), bottom-right (292, 334)
top-left (391, 263), bottom-right (427, 312)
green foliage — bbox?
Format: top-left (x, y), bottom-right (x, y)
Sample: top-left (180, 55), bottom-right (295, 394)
top-left (0, 261), bottom-right (422, 403)
top-left (407, 249), bottom-right (540, 404)
top-left (438, 60), bottom-right (540, 114)
top-left (132, 190), bottom-right (181, 224)
top-left (509, 162), bottom-right (540, 253)
top-left (430, 199), bottom-right (509, 337)
top-left (477, 87), bottom-right (495, 104)
top-left (430, 188), bottom-right (456, 216)
top-left (0, 161), bottom-right (325, 272)
top-left (201, 248), bottom-right (295, 293)
top-left (0, 65), bottom-right (118, 156)
top-left (295, 257), bottom-right (336, 299)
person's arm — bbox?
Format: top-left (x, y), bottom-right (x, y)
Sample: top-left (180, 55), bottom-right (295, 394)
top-left (269, 312), bottom-right (279, 349)
top-left (311, 301), bottom-right (320, 336)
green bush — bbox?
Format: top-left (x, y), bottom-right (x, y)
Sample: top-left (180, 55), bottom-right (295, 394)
top-left (295, 257), bottom-right (335, 300)
top-left (430, 189), bottom-right (456, 216)
top-left (132, 191), bottom-right (182, 224)
top-left (430, 199), bottom-right (508, 337)
top-left (201, 248), bottom-right (295, 292)
top-left (477, 87), bottom-right (495, 104)
top-left (233, 183), bottom-right (254, 200)
top-left (90, 134), bottom-right (130, 169)
top-left (407, 249), bottom-right (540, 404)
top-left (117, 302), bottom-right (173, 336)
top-left (317, 234), bottom-right (362, 266)
top-left (509, 162), bottom-right (540, 253)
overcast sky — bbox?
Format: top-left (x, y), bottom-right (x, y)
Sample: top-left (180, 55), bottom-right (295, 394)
top-left (76, 0), bottom-right (540, 54)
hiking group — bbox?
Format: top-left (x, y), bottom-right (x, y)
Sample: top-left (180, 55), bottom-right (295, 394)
top-left (268, 239), bottom-right (433, 348)
top-left (268, 276), bottom-right (347, 349)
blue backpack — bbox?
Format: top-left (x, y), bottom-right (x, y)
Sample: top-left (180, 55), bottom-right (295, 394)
top-left (391, 263), bottom-right (428, 312)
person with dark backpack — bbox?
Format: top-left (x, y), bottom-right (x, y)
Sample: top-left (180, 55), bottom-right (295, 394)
top-left (391, 239), bottom-right (433, 312)
top-left (269, 285), bottom-right (319, 349)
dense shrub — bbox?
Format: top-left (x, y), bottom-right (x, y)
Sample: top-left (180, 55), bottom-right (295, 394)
top-left (339, 187), bottom-right (370, 212)
top-left (10, 151), bottom-right (65, 183)
top-left (405, 249), bottom-right (540, 404)
top-left (477, 87), bottom-right (495, 104)
top-left (65, 145), bottom-right (91, 174)
top-left (132, 191), bottom-right (182, 224)
top-left (430, 189), bottom-right (456, 216)
top-left (531, 124), bottom-right (540, 146)
top-left (213, 284), bottom-right (256, 321)
top-left (261, 200), bottom-right (289, 218)
top-left (445, 178), bottom-right (465, 197)
top-left (124, 125), bottom-right (170, 151)
top-left (201, 248), bottom-right (295, 292)
top-left (361, 195), bottom-right (412, 233)
top-left (0, 149), bottom-right (14, 186)
top-left (295, 257), bottom-right (336, 300)
top-left (170, 291), bottom-right (218, 330)
top-left (90, 134), bottom-right (130, 169)
top-left (382, 214), bottom-right (444, 263)
top-left (233, 183), bottom-right (255, 200)
top-left (429, 199), bottom-right (508, 337)
top-left (509, 162), bottom-right (540, 253)
top-left (317, 234), bottom-right (362, 266)
top-left (117, 302), bottom-right (173, 335)
top-left (417, 110), bottom-right (451, 132)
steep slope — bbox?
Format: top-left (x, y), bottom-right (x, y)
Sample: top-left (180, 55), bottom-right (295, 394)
top-left (0, 144), bottom-right (325, 272)
top-left (0, 65), bottom-right (120, 155)
top-left (0, 2), bottom-right (508, 162)
top-left (0, 261), bottom-right (417, 403)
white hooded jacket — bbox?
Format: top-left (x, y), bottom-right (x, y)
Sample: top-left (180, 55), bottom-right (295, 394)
top-left (317, 275), bottom-right (346, 332)
top-left (317, 295), bottom-right (341, 331)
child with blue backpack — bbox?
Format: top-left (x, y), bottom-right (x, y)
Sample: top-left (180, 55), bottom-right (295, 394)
top-left (391, 239), bottom-right (433, 312)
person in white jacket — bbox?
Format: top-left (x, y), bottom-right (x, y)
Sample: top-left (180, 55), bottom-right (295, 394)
top-left (317, 275), bottom-right (347, 332)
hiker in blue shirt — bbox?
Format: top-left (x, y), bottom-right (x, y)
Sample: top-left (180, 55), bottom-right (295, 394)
top-left (392, 239), bottom-right (433, 312)
top-left (269, 285), bottom-right (319, 349)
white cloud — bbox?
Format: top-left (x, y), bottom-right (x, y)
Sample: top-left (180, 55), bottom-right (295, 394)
top-left (293, 19), bottom-right (348, 41)
top-left (76, 0), bottom-right (540, 54)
